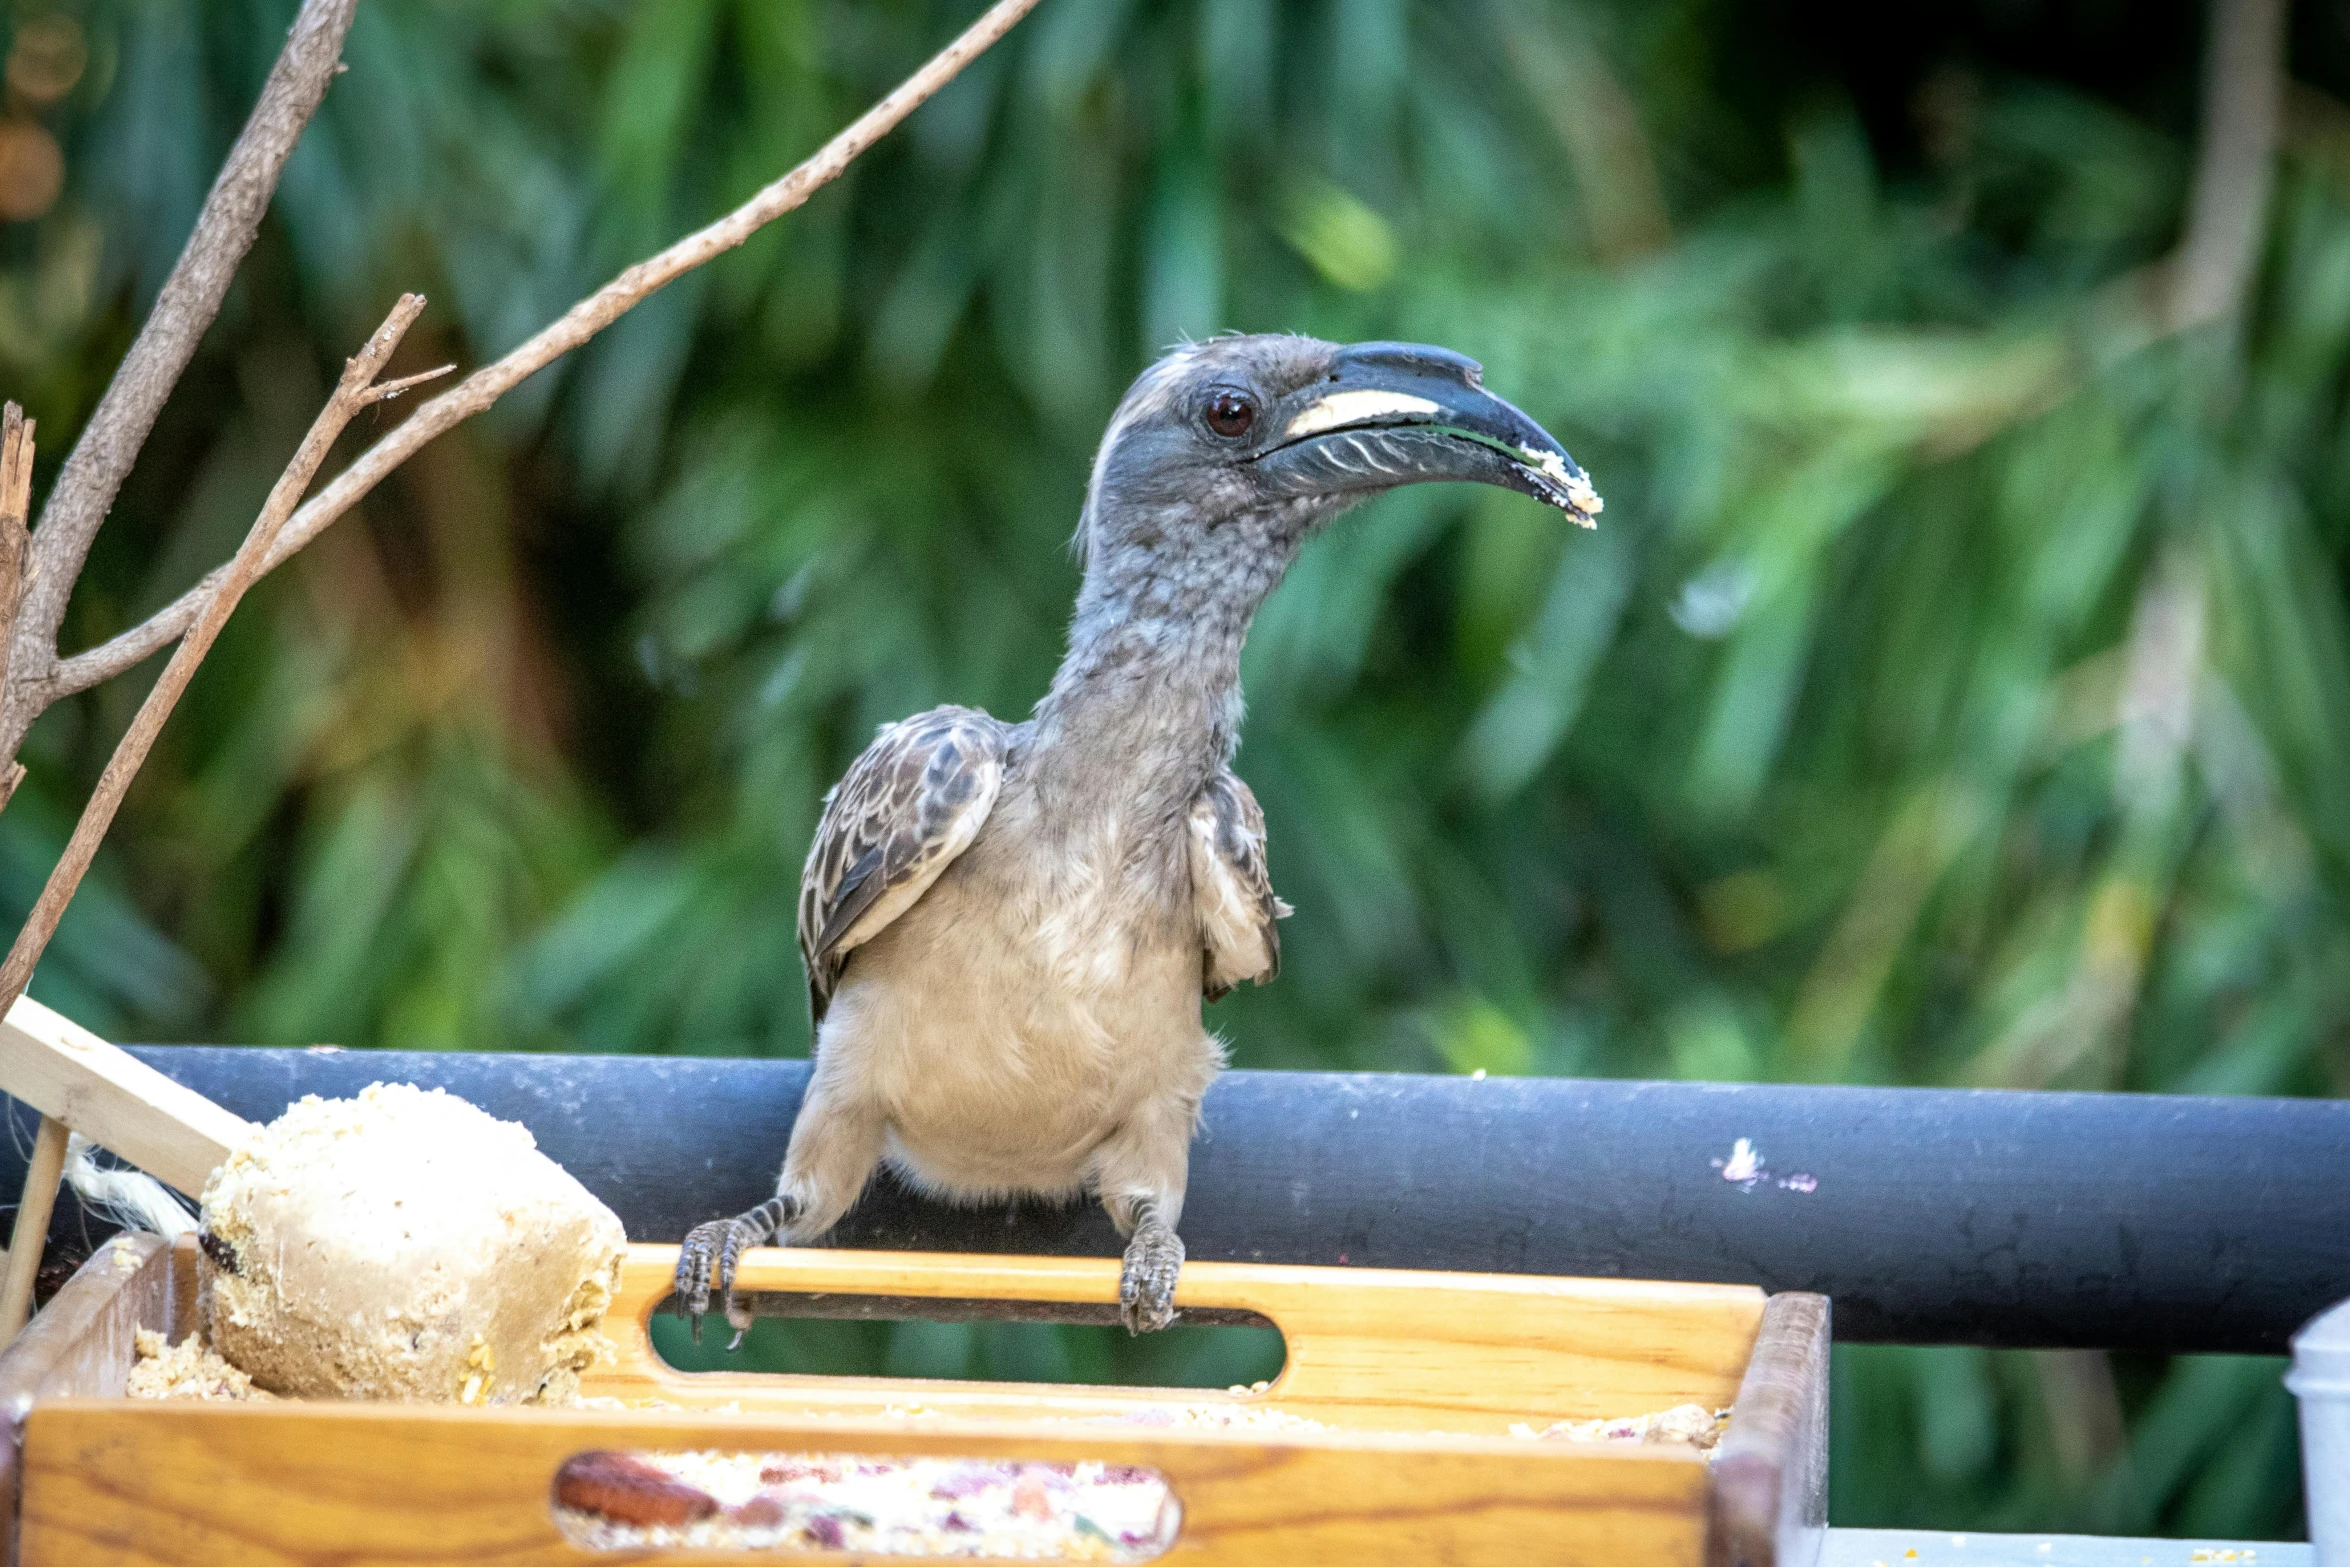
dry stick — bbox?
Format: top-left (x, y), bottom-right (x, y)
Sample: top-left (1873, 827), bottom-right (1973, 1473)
top-left (48, 0), bottom-right (1046, 703)
top-left (2, 0), bottom-right (360, 746)
top-left (0, 297), bottom-right (439, 1344)
top-left (0, 406), bottom-right (34, 813)
top-left (0, 0), bottom-right (1040, 1332)
top-left (0, 296), bottom-right (437, 1019)
top-left (0, 1114), bottom-right (68, 1342)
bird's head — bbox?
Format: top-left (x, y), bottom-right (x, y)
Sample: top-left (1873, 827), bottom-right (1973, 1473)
top-left (1077, 334), bottom-right (1599, 610)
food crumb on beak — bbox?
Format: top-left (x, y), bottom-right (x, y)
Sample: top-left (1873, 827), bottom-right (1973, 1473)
top-left (1521, 445), bottom-right (1603, 527)
top-left (1563, 472), bottom-right (1602, 525)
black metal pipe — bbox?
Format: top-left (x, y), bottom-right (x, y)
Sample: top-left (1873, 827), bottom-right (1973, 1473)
top-left (6, 1048), bottom-right (2341, 1356)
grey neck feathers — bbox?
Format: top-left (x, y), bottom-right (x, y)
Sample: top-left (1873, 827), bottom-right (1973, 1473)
top-left (1028, 497), bottom-right (1307, 817)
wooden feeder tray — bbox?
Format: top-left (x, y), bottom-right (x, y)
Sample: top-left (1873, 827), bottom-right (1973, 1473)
top-left (0, 1232), bottom-right (1827, 1566)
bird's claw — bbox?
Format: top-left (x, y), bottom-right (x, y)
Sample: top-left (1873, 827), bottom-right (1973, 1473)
top-left (675, 1212), bottom-right (772, 1348)
top-left (1119, 1225), bottom-right (1184, 1335)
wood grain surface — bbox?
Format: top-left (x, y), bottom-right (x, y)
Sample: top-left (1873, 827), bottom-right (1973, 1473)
top-left (0, 997), bottom-right (250, 1197)
top-left (4, 1242), bottom-right (1812, 1567)
top-left (585, 1244), bottom-right (1769, 1434)
top-left (0, 1232), bottom-right (173, 1558)
top-left (0, 1232), bottom-right (174, 1412)
top-left (1708, 1292), bottom-right (1831, 1567)
top-left (20, 1400), bottom-right (1715, 1566)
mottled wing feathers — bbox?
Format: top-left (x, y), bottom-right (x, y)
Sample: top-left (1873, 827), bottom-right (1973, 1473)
top-left (800, 705), bottom-right (1009, 1023)
top-left (1189, 768), bottom-right (1293, 1000)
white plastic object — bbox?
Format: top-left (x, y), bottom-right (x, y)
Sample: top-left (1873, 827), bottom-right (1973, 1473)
top-left (2288, 1296), bottom-right (2350, 1567)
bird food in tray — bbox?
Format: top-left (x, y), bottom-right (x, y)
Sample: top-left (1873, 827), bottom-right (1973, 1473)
top-left (0, 1233), bottom-right (1828, 1567)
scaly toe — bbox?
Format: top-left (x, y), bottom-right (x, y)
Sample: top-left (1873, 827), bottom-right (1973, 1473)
top-left (1121, 1292), bottom-right (1175, 1334)
top-left (676, 1223), bottom-right (735, 1343)
top-left (1118, 1232), bottom-right (1184, 1335)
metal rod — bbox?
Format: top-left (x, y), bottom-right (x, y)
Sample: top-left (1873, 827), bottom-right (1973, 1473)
top-left (5, 1050), bottom-right (2342, 1356)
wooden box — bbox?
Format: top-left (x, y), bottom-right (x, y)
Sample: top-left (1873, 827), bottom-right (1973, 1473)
top-left (0, 1232), bottom-right (1827, 1566)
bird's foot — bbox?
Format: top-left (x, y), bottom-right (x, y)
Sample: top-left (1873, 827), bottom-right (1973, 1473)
top-left (674, 1196), bottom-right (795, 1349)
top-left (1119, 1223), bottom-right (1184, 1334)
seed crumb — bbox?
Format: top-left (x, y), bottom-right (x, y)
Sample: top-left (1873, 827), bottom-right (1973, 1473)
top-left (1510, 1402), bottom-right (1728, 1450)
top-left (127, 1329), bottom-right (273, 1401)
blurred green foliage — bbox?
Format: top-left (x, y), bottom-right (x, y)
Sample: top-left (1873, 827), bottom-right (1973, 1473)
top-left (650, 1311), bottom-right (1288, 1393)
top-left (0, 0), bottom-right (2335, 1538)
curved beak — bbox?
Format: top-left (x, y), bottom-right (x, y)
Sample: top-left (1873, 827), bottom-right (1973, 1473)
top-left (1251, 341), bottom-right (1600, 526)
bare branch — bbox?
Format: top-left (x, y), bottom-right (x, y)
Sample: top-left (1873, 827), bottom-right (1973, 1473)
top-left (0, 406), bottom-right (31, 813)
top-left (0, 405), bottom-right (35, 666)
top-left (47, 0), bottom-right (1045, 702)
top-left (0, 297), bottom-right (427, 1016)
top-left (6, 0), bottom-right (360, 725)
top-left (2163, 0), bottom-right (2288, 329)
top-left (364, 363), bottom-right (457, 403)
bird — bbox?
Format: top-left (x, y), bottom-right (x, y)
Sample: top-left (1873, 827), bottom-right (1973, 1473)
top-left (674, 334), bottom-right (1600, 1341)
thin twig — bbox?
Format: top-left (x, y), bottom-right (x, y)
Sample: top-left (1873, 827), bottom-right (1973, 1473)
top-left (0, 1114), bottom-right (68, 1343)
top-left (2, 0), bottom-right (360, 740)
top-left (0, 405), bottom-right (32, 813)
top-left (0, 297), bottom-right (438, 1016)
top-left (46, 0), bottom-right (1045, 703)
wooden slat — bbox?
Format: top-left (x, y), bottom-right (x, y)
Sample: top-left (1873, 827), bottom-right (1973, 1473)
top-left (0, 997), bottom-right (252, 1198)
top-left (19, 1400), bottom-right (1715, 1567)
top-left (0, 1234), bottom-right (174, 1563)
top-left (0, 1241), bottom-right (1803, 1567)
top-left (0, 1234), bottom-right (173, 1414)
top-left (585, 1245), bottom-right (1769, 1435)
top-left (1708, 1292), bottom-right (1831, 1567)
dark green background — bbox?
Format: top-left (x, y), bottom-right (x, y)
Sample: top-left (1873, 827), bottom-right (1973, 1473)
top-left (3, 0), bottom-right (2340, 1536)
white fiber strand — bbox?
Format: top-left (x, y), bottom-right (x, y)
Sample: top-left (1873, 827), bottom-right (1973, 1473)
top-left (63, 1133), bottom-right (195, 1239)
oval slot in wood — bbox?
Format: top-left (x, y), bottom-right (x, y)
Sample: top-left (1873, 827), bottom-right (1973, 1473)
top-left (649, 1290), bottom-right (1287, 1392)
top-left (551, 1446), bottom-right (1181, 1560)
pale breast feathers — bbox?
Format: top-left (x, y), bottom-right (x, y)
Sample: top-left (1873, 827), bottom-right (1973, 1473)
top-left (799, 705), bottom-right (1009, 1023)
top-left (1188, 769), bottom-right (1294, 1000)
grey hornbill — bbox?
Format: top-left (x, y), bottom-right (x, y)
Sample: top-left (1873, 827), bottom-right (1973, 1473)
top-left (674, 335), bottom-right (1600, 1341)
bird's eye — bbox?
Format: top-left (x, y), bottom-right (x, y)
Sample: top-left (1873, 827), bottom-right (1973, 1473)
top-left (1203, 389), bottom-right (1257, 439)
